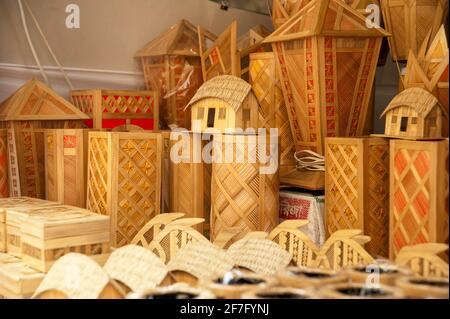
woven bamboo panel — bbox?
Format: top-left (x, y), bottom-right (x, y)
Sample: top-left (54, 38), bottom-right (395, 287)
top-left (381, 0), bottom-right (448, 61)
top-left (249, 52), bottom-right (296, 170)
top-left (45, 129), bottom-right (90, 208)
top-left (71, 89), bottom-right (159, 130)
top-left (390, 139), bottom-right (449, 260)
top-left (170, 133), bottom-right (211, 236)
top-left (325, 137), bottom-right (389, 257)
top-left (211, 134), bottom-right (279, 244)
top-left (0, 129), bottom-right (8, 198)
top-left (86, 132), bottom-right (163, 248)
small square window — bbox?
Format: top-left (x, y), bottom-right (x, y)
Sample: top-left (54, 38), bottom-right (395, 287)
top-left (391, 116), bottom-right (397, 124)
top-left (219, 108), bottom-right (226, 119)
top-left (197, 107), bottom-right (204, 119)
top-left (411, 117), bottom-right (418, 124)
top-left (207, 108), bottom-right (216, 128)
top-left (400, 117), bottom-right (408, 132)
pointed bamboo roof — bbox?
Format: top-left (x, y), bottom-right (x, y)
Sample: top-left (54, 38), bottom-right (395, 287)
top-left (0, 79), bottom-right (89, 121)
top-left (135, 19), bottom-right (204, 57)
top-left (264, 0), bottom-right (389, 43)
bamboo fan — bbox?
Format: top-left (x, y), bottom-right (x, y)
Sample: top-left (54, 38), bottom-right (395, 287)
top-left (103, 245), bottom-right (168, 293)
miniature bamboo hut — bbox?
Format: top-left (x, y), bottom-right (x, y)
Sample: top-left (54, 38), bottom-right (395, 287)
top-left (185, 75), bottom-right (259, 132)
top-left (381, 87), bottom-right (447, 139)
top-left (381, 0), bottom-right (448, 61)
top-left (0, 79), bottom-right (88, 198)
top-left (135, 19), bottom-right (216, 129)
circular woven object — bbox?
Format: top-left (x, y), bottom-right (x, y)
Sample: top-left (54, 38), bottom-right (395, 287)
top-left (167, 241), bottom-right (234, 281)
top-left (200, 270), bottom-right (276, 299)
top-left (318, 282), bottom-right (405, 299)
top-left (228, 238), bottom-right (292, 275)
top-left (344, 263), bottom-right (412, 286)
top-left (128, 284), bottom-right (215, 299)
top-left (277, 266), bottom-right (348, 288)
top-left (104, 245), bottom-right (168, 292)
top-left (395, 276), bottom-right (449, 299)
top-left (33, 253), bottom-right (111, 299)
top-left (242, 286), bottom-right (317, 299)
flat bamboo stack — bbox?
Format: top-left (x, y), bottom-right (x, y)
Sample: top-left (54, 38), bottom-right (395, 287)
top-left (86, 131), bottom-right (163, 248)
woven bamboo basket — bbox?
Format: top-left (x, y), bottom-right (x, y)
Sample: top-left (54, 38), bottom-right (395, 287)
top-left (249, 52), bottom-right (296, 175)
top-left (45, 129), bottom-right (90, 208)
top-left (70, 89), bottom-right (158, 130)
top-left (381, 0), bottom-right (448, 61)
top-left (128, 284), bottom-right (215, 299)
top-left (211, 134), bottom-right (279, 244)
top-left (103, 245), bottom-right (168, 293)
top-left (241, 286), bottom-right (317, 299)
top-left (0, 129), bottom-right (8, 198)
top-left (325, 137), bottom-right (390, 257)
top-left (276, 266), bottom-right (348, 288)
top-left (200, 271), bottom-right (276, 299)
top-left (395, 276), bottom-right (449, 299)
top-left (33, 253), bottom-right (125, 299)
top-left (344, 263), bottom-right (412, 286)
top-left (86, 131), bottom-right (163, 248)
top-left (166, 241), bottom-right (234, 286)
top-left (318, 282), bottom-right (405, 299)
top-left (390, 139), bottom-right (449, 260)
top-left (169, 132), bottom-right (211, 235)
top-left (0, 253), bottom-right (44, 299)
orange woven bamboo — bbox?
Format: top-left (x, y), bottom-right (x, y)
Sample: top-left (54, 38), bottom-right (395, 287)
top-left (0, 130), bottom-right (8, 198)
top-left (210, 134), bottom-right (279, 244)
top-left (86, 132), bottom-right (163, 248)
top-left (325, 137), bottom-right (390, 257)
top-left (390, 139), bottom-right (449, 259)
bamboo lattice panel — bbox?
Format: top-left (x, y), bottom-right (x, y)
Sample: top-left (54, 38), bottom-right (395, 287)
top-left (249, 52), bottom-right (296, 169)
top-left (390, 139), bottom-right (449, 259)
top-left (211, 135), bottom-right (279, 244)
top-left (381, 0), bottom-right (448, 61)
top-left (325, 138), bottom-right (389, 257)
top-left (86, 132), bottom-right (163, 247)
top-left (0, 130), bottom-right (8, 197)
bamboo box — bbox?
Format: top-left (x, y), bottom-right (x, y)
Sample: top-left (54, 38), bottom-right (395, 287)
top-left (20, 205), bottom-right (110, 272)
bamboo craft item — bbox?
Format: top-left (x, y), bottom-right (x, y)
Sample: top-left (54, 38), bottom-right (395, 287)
top-left (211, 134), bottom-right (279, 243)
top-left (0, 79), bottom-right (88, 198)
top-left (242, 287), bottom-right (317, 299)
top-left (325, 137), bottom-right (390, 257)
top-left (0, 253), bottom-right (44, 299)
top-left (70, 89), bottom-right (158, 130)
top-left (86, 131), bottom-right (163, 248)
top-left (33, 253), bottom-right (125, 299)
top-left (0, 209), bottom-right (5, 252)
top-left (344, 263), bottom-right (412, 286)
top-left (277, 266), bottom-right (348, 288)
top-left (390, 139), bottom-right (449, 259)
top-left (129, 284), bottom-right (215, 299)
top-left (380, 87), bottom-right (446, 139)
top-left (318, 282), bottom-right (405, 299)
top-left (249, 52), bottom-right (296, 175)
top-left (0, 129), bottom-right (8, 198)
top-left (135, 20), bottom-right (216, 129)
top-left (380, 0), bottom-right (448, 61)
top-left (395, 276), bottom-right (449, 299)
top-left (395, 243), bottom-right (449, 278)
top-left (19, 205), bottom-right (110, 272)
top-left (103, 245), bottom-right (168, 292)
top-left (45, 129), bottom-right (90, 208)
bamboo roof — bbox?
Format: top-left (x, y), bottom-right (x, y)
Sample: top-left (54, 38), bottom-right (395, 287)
top-left (381, 87), bottom-right (443, 118)
top-left (185, 75), bottom-right (252, 112)
top-left (135, 19), bottom-right (206, 57)
top-left (264, 0), bottom-right (389, 43)
top-left (0, 79), bottom-right (89, 121)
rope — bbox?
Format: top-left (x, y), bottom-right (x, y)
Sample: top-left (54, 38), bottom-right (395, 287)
top-left (17, 0), bottom-right (49, 85)
top-left (294, 150), bottom-right (325, 171)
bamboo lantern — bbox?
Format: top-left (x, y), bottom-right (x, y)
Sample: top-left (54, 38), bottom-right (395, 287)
top-left (86, 131), bottom-right (163, 248)
top-left (0, 129), bottom-right (8, 198)
top-left (44, 129), bottom-right (90, 208)
top-left (264, 0), bottom-right (388, 189)
top-left (325, 137), bottom-right (390, 257)
top-left (380, 0), bottom-right (448, 61)
top-left (135, 20), bottom-right (216, 129)
top-left (0, 79), bottom-right (88, 198)
top-left (70, 89), bottom-right (158, 130)
top-left (390, 139), bottom-right (449, 260)
top-left (210, 134), bottom-right (279, 243)
top-left (249, 52), bottom-right (297, 178)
